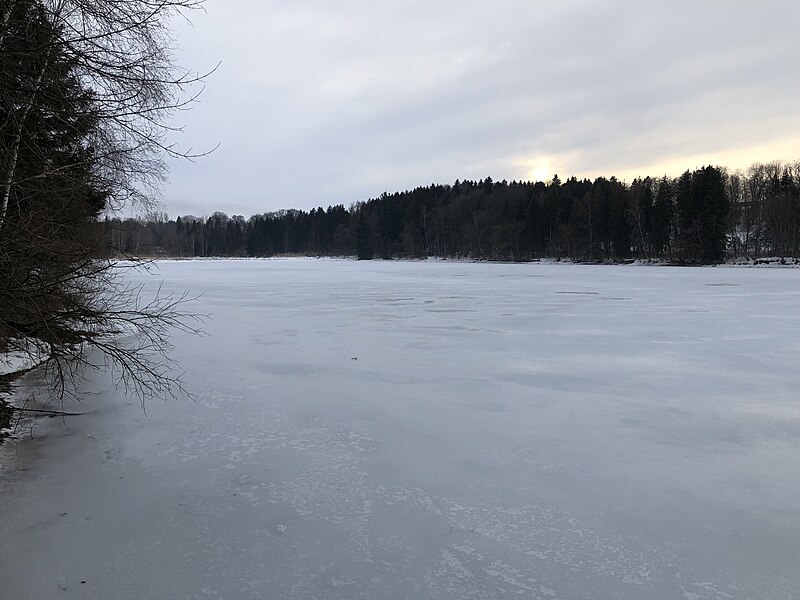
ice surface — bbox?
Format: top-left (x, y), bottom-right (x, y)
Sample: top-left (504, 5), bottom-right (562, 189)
top-left (1, 260), bottom-right (800, 599)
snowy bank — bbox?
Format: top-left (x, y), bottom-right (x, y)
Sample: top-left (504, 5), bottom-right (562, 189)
top-left (0, 338), bottom-right (49, 378)
top-left (0, 338), bottom-right (50, 439)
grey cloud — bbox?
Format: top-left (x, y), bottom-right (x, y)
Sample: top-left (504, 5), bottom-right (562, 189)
top-left (163, 0), bottom-right (800, 217)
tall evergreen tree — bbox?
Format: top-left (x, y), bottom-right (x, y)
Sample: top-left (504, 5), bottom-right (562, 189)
top-left (355, 212), bottom-right (372, 260)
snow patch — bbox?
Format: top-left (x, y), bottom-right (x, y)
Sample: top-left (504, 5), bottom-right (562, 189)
top-left (0, 338), bottom-right (49, 377)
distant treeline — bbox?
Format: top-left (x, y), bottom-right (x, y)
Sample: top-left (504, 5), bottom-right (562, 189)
top-left (106, 161), bottom-right (800, 263)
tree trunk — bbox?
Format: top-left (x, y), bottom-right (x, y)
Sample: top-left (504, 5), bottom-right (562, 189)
top-left (1, 63), bottom-right (49, 229)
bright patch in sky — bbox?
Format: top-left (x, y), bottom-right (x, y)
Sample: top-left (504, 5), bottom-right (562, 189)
top-left (518, 158), bottom-right (557, 184)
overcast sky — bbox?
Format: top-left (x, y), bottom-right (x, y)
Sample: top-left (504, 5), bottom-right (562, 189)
top-left (163, 0), bottom-right (800, 217)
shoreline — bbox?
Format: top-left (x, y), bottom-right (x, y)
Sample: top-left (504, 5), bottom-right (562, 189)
top-left (0, 353), bottom-right (48, 442)
top-left (117, 255), bottom-right (800, 268)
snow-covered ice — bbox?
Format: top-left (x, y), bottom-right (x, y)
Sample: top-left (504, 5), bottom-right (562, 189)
top-left (0, 338), bottom-right (48, 377)
top-left (1, 259), bottom-right (800, 599)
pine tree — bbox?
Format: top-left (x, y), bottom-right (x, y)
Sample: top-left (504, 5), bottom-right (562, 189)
top-left (355, 213), bottom-right (372, 260)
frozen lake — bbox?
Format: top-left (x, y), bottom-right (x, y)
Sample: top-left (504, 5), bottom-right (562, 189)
top-left (2, 259), bottom-right (800, 599)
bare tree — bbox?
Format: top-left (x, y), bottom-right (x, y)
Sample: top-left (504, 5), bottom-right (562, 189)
top-left (726, 170), bottom-right (745, 258)
top-left (1, 0), bottom-right (212, 408)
